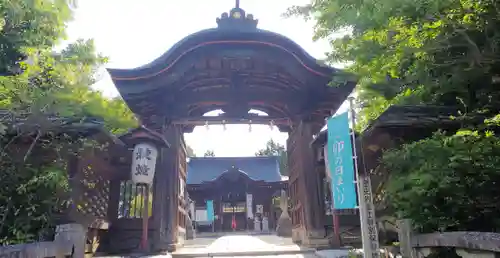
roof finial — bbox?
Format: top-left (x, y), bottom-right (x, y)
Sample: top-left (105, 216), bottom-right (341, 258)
top-left (216, 0), bottom-right (258, 30)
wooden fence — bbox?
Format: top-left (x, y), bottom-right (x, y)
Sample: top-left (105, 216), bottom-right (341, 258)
top-left (0, 224), bottom-right (86, 258)
top-left (397, 219), bottom-right (500, 258)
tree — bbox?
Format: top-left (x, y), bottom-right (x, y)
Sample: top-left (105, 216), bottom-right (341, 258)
top-left (186, 145), bottom-right (196, 157)
top-left (382, 131), bottom-right (500, 233)
top-left (255, 139), bottom-right (288, 176)
top-left (0, 0), bottom-right (72, 75)
top-left (204, 150), bottom-right (215, 157)
top-left (286, 0), bottom-right (500, 242)
top-left (286, 0), bottom-right (500, 130)
top-left (0, 0), bottom-right (137, 244)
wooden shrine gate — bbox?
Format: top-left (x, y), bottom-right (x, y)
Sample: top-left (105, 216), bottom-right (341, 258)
top-left (106, 2), bottom-right (355, 252)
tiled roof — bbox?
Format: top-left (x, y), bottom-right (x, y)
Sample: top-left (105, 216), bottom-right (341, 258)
top-left (187, 156), bottom-right (282, 184)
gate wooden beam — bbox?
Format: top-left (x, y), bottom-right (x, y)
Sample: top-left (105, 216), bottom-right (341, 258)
top-left (171, 116), bottom-right (291, 126)
top-left (171, 89), bottom-right (325, 105)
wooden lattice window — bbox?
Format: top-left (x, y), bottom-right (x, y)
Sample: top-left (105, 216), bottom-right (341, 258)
top-left (118, 180), bottom-right (153, 218)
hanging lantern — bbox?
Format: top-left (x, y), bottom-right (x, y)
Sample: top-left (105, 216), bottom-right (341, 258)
top-left (131, 142), bottom-right (158, 184)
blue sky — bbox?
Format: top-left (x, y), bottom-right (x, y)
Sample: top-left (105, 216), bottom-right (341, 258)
top-left (65, 0), bottom-right (348, 157)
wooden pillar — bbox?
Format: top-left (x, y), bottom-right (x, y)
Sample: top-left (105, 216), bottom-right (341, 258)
top-left (287, 123), bottom-right (301, 241)
top-left (152, 124), bottom-right (181, 251)
top-left (293, 120), bottom-right (329, 245)
top-left (311, 122), bottom-right (330, 238)
top-left (107, 180), bottom-right (121, 222)
top-left (152, 145), bottom-right (169, 251)
top-left (297, 121), bottom-right (315, 233)
top-left (167, 125), bottom-right (181, 249)
top-left (303, 122), bottom-right (325, 231)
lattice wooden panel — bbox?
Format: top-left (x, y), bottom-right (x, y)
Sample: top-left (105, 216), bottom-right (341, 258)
top-left (75, 163), bottom-right (110, 218)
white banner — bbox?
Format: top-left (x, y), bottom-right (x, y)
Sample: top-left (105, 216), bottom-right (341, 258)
top-left (246, 193), bottom-right (253, 219)
top-left (358, 174), bottom-right (380, 257)
top-left (131, 143), bottom-right (158, 185)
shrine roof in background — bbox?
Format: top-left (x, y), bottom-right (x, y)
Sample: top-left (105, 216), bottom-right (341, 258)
top-left (187, 156), bottom-right (282, 184)
top-left (311, 105), bottom-right (464, 147)
top-left (107, 5), bottom-right (356, 131)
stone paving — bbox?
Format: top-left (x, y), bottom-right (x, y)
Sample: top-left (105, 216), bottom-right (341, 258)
top-left (172, 234), bottom-right (318, 258)
top-left (96, 233), bottom-right (352, 258)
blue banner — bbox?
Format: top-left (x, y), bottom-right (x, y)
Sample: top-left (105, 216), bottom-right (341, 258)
top-left (327, 112), bottom-right (358, 209)
top-left (206, 200), bottom-right (214, 222)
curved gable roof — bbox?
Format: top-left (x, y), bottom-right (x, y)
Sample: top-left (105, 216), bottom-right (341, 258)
top-left (187, 156), bottom-right (282, 184)
top-left (107, 6), bottom-right (339, 81)
top-left (107, 27), bottom-right (336, 81)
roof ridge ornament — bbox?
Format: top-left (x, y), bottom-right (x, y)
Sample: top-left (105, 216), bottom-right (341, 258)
top-left (216, 0), bottom-right (258, 30)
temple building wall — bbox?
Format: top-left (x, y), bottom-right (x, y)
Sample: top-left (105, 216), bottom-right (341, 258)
top-left (186, 157), bottom-right (286, 233)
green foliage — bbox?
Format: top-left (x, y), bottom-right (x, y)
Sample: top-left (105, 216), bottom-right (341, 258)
top-left (287, 0), bottom-right (500, 236)
top-left (0, 0), bottom-right (137, 244)
top-left (255, 139), bottom-right (288, 176)
top-left (347, 250), bottom-right (362, 258)
top-left (286, 0), bottom-right (500, 130)
top-left (383, 131), bottom-right (500, 233)
top-left (0, 0), bottom-right (72, 75)
top-left (203, 150), bottom-right (215, 157)
top-left (1, 39), bottom-right (136, 134)
top-left (0, 164), bottom-right (69, 245)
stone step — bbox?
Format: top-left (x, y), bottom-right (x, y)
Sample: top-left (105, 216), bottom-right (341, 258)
top-left (172, 248), bottom-right (316, 258)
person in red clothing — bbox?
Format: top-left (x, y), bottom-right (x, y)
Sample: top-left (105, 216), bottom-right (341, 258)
top-left (231, 213), bottom-right (237, 231)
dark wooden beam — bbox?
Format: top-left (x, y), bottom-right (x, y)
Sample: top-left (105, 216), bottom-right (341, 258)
top-left (172, 89), bottom-right (308, 105)
top-left (181, 124), bottom-right (292, 133)
top-left (171, 115), bottom-right (291, 126)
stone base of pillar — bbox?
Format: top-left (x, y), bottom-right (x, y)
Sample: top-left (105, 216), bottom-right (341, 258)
top-left (292, 227), bottom-right (304, 244)
top-left (291, 227), bottom-right (331, 248)
top-left (303, 237), bottom-right (331, 248)
top-left (166, 243), bottom-right (179, 252)
top-left (276, 215), bottom-right (292, 237)
top-left (303, 230), bottom-right (331, 248)
top-left (328, 233), bottom-right (342, 248)
top-left (152, 240), bottom-right (170, 253)
top-left (55, 223), bottom-right (86, 258)
top-left (177, 226), bottom-right (186, 246)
